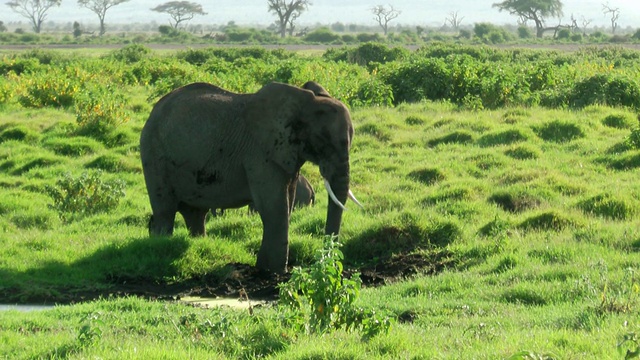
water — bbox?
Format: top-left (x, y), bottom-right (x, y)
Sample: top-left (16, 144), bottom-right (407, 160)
top-left (0, 304), bottom-right (55, 312)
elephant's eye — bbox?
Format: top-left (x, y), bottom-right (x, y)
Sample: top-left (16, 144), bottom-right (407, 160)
top-left (314, 109), bottom-right (326, 116)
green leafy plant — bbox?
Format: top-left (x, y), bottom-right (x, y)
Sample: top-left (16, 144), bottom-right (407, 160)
top-left (46, 171), bottom-right (125, 221)
top-left (278, 236), bottom-right (391, 338)
top-left (74, 85), bottom-right (130, 140)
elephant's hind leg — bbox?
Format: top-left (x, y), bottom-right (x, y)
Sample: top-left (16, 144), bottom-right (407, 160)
top-left (178, 202), bottom-right (208, 237)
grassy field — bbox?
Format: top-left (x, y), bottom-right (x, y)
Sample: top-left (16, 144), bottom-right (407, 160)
top-left (1, 46), bottom-right (640, 358)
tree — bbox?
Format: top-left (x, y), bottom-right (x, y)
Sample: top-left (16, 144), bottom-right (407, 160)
top-left (492, 0), bottom-right (563, 38)
top-left (78, 0), bottom-right (130, 36)
top-left (602, 3), bottom-right (620, 34)
top-left (6, 0), bottom-right (61, 33)
top-left (371, 4), bottom-right (400, 36)
top-left (267, 0), bottom-right (311, 38)
top-left (445, 11), bottom-right (464, 30)
top-left (151, 1), bottom-right (206, 29)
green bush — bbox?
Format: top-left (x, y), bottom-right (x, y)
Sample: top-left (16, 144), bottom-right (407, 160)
top-left (45, 171), bottom-right (126, 221)
top-left (74, 85), bottom-right (130, 141)
top-left (105, 44), bottom-right (150, 64)
top-left (323, 42), bottom-right (409, 66)
top-left (304, 27), bottom-right (340, 43)
top-left (570, 74), bottom-right (640, 109)
top-left (279, 236), bottom-right (391, 338)
top-left (18, 68), bottom-right (80, 108)
top-left (379, 58), bottom-right (450, 104)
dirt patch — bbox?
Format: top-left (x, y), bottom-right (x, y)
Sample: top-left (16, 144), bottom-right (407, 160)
top-left (14, 250), bottom-right (456, 305)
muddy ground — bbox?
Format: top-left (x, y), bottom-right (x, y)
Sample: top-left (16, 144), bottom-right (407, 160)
top-left (48, 250), bottom-right (456, 305)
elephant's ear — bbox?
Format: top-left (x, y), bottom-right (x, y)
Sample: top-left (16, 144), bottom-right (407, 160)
top-left (302, 81), bottom-right (331, 97)
top-left (245, 82), bottom-right (312, 175)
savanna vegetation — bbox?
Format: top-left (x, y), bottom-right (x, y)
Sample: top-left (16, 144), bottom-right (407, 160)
top-left (1, 43), bottom-right (640, 358)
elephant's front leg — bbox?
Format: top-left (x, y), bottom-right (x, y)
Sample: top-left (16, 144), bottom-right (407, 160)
top-left (250, 175), bottom-right (293, 274)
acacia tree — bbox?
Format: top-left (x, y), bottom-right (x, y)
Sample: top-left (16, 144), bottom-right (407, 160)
top-left (492, 0), bottom-right (563, 38)
top-left (371, 4), bottom-right (401, 36)
top-left (602, 3), bottom-right (620, 34)
top-left (6, 0), bottom-right (61, 33)
top-left (78, 0), bottom-right (130, 36)
top-left (151, 1), bottom-right (206, 29)
top-left (267, 0), bottom-right (311, 38)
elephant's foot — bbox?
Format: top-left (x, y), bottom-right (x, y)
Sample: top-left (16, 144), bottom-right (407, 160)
top-left (148, 214), bottom-right (175, 236)
top-left (256, 244), bottom-right (288, 274)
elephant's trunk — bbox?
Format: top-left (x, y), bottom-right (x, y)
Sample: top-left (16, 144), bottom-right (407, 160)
top-left (323, 163), bottom-right (350, 236)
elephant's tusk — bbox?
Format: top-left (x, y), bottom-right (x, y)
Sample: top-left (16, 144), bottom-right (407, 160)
top-left (348, 190), bottom-right (364, 209)
top-left (324, 179), bottom-right (347, 211)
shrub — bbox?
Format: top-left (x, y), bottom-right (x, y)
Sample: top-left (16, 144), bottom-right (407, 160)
top-left (279, 236), bottom-right (391, 338)
top-left (45, 171), bottom-right (125, 221)
top-left (105, 44), bottom-right (150, 64)
top-left (517, 26), bottom-right (532, 39)
top-left (379, 58), bottom-right (451, 104)
top-left (323, 42), bottom-right (409, 66)
top-left (74, 85), bottom-right (130, 141)
top-left (303, 27), bottom-right (340, 43)
top-left (18, 68), bottom-right (80, 108)
top-left (570, 74), bottom-right (640, 109)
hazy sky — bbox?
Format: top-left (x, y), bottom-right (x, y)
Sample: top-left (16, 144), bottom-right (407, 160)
top-left (4, 0), bottom-right (639, 29)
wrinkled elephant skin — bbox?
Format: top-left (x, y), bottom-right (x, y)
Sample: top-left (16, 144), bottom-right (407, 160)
top-left (140, 81), bottom-right (354, 273)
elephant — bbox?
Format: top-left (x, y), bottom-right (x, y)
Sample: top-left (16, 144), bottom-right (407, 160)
top-left (248, 174), bottom-right (315, 212)
top-left (140, 81), bottom-right (362, 273)
top-left (213, 174), bottom-right (315, 216)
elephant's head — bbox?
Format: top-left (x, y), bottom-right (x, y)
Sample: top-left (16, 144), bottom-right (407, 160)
top-left (245, 81), bottom-right (361, 236)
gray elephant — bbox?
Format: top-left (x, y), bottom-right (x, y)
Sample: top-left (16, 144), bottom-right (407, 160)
top-left (248, 174), bottom-right (315, 212)
top-left (140, 81), bottom-right (361, 273)
top-left (214, 174), bottom-right (315, 215)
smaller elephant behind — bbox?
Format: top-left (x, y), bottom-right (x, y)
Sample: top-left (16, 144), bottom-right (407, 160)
top-left (213, 175), bottom-right (315, 216)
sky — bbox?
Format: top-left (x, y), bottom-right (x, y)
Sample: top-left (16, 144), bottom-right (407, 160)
top-left (3, 0), bottom-right (639, 29)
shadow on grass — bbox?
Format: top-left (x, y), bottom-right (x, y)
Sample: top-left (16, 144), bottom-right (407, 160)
top-left (0, 235), bottom-right (191, 304)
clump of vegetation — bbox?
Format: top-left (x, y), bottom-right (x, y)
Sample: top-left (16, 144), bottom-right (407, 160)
top-left (602, 113), bottom-right (635, 129)
top-left (534, 120), bottom-right (585, 143)
top-left (45, 171), bottom-right (125, 221)
top-left (43, 137), bottom-right (102, 156)
top-left (0, 125), bottom-right (39, 144)
top-left (518, 211), bottom-right (577, 231)
top-left (427, 130), bottom-right (474, 147)
top-left (504, 145), bottom-right (540, 160)
top-left (404, 115), bottom-right (426, 125)
top-left (477, 129), bottom-right (529, 147)
top-left (577, 194), bottom-right (635, 220)
top-left (74, 85), bottom-right (130, 142)
top-left (407, 167), bottom-right (446, 185)
top-left (488, 190), bottom-right (542, 213)
top-left (279, 236), bottom-right (391, 338)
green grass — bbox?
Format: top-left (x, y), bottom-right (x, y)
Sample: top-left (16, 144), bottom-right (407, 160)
top-left (2, 51), bottom-right (640, 359)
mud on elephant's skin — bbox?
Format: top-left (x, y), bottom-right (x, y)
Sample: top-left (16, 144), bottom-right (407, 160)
top-left (140, 81), bottom-right (361, 273)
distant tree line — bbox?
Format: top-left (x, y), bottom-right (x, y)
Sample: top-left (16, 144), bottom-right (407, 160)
top-left (2, 0), bottom-right (634, 38)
